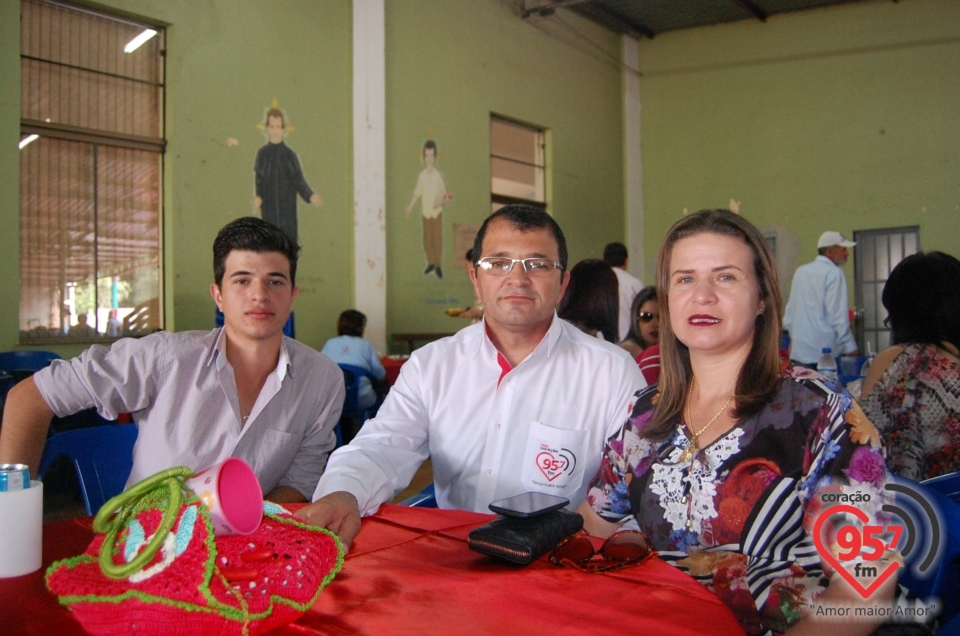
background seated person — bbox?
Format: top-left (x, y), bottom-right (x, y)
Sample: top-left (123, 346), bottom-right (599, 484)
top-left (620, 286), bottom-right (659, 359)
top-left (557, 259), bottom-right (620, 343)
top-left (321, 309), bottom-right (386, 412)
top-left (297, 204), bottom-right (644, 549)
top-left (578, 210), bottom-right (897, 636)
top-left (0, 217), bottom-right (345, 503)
top-left (860, 251), bottom-right (960, 481)
top-left (447, 249), bottom-right (485, 323)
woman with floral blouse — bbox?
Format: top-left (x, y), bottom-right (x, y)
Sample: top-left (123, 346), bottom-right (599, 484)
top-left (860, 251), bottom-right (960, 481)
top-left (577, 210), bottom-right (897, 636)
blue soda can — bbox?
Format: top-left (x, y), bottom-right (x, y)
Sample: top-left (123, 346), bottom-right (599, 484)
top-left (0, 464), bottom-right (31, 491)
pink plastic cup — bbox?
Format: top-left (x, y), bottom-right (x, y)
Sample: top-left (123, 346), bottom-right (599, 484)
top-left (184, 458), bottom-right (263, 536)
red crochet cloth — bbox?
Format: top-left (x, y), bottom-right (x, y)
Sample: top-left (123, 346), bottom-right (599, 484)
top-left (46, 488), bottom-right (342, 636)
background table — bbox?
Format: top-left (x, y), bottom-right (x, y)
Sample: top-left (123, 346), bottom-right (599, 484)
top-left (380, 355), bottom-right (407, 388)
top-left (2, 505), bottom-right (746, 636)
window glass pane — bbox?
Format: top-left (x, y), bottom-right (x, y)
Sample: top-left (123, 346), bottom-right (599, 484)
top-left (21, 0), bottom-right (163, 139)
top-left (875, 236), bottom-right (889, 283)
top-left (889, 233), bottom-right (903, 268)
top-left (863, 283), bottom-right (876, 331)
top-left (904, 232), bottom-right (918, 257)
top-left (490, 117), bottom-right (545, 203)
top-left (20, 0), bottom-right (163, 344)
top-left (861, 235), bottom-right (875, 282)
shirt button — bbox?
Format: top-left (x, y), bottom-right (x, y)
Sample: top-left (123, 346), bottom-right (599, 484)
top-left (487, 470), bottom-right (492, 475)
top-left (496, 423), bottom-right (501, 429)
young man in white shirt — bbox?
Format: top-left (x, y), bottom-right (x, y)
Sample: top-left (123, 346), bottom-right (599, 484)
top-left (0, 217), bottom-right (344, 502)
top-left (298, 205), bottom-right (645, 549)
top-left (603, 242), bottom-right (644, 343)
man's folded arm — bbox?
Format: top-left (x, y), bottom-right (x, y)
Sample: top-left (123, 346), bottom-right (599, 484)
top-left (311, 363), bottom-right (431, 516)
top-left (0, 377), bottom-right (56, 476)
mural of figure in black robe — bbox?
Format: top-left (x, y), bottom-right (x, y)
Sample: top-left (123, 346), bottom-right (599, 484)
top-left (253, 108), bottom-right (321, 243)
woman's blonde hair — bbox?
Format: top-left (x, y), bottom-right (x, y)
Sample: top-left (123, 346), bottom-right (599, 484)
top-left (646, 209), bottom-right (783, 440)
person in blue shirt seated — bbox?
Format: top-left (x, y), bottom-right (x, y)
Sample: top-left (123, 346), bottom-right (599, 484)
top-left (321, 310), bottom-right (386, 412)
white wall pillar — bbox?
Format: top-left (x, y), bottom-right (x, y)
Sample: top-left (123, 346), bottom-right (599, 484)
top-left (622, 35), bottom-right (644, 282)
top-left (353, 0), bottom-right (387, 352)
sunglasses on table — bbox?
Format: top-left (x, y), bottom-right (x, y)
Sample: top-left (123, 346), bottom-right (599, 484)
top-left (637, 312), bottom-right (656, 324)
top-left (549, 530), bottom-right (655, 573)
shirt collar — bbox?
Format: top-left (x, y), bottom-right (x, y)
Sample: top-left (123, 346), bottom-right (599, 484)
top-left (210, 327), bottom-right (291, 381)
top-left (815, 254), bottom-right (837, 267)
top-left (472, 312), bottom-right (563, 364)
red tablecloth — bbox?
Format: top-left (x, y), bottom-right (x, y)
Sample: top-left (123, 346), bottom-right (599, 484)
top-left (2, 505), bottom-right (745, 636)
top-left (380, 356), bottom-right (407, 387)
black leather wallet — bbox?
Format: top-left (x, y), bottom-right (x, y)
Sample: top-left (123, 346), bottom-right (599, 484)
top-left (467, 509), bottom-right (584, 565)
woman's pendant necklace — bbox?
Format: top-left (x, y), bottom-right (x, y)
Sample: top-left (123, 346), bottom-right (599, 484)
top-left (681, 377), bottom-right (734, 464)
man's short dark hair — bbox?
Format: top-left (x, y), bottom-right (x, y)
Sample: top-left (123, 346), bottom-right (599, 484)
top-left (472, 204), bottom-right (568, 272)
top-left (213, 217), bottom-right (301, 287)
top-left (817, 247), bottom-right (830, 257)
top-left (603, 242), bottom-right (628, 267)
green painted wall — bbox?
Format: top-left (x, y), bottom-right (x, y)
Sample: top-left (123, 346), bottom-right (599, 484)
top-left (0, 0), bottom-right (22, 354)
top-left (384, 1), bottom-right (625, 345)
top-left (0, 0), bottom-right (353, 354)
top-left (636, 0), bottom-right (960, 298)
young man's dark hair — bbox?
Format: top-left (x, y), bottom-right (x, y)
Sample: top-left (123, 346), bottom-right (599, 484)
top-left (337, 309), bottom-right (368, 337)
top-left (472, 204), bottom-right (568, 272)
top-left (213, 217), bottom-right (301, 287)
top-left (602, 242), bottom-right (628, 268)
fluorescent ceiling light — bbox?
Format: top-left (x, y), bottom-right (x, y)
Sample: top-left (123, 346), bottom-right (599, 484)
top-left (19, 134), bottom-right (39, 150)
top-left (124, 28), bottom-right (157, 53)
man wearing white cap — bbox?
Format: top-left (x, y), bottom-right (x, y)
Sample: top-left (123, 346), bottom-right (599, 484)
top-left (783, 231), bottom-right (860, 367)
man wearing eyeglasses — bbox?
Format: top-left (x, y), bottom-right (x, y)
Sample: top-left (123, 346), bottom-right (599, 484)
top-left (298, 204), bottom-right (645, 549)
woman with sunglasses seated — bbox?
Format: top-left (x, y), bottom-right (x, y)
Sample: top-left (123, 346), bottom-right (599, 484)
top-left (620, 287), bottom-right (662, 383)
top-left (577, 210), bottom-right (898, 636)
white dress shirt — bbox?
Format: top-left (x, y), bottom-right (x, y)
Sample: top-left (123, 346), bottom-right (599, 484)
top-left (34, 328), bottom-right (345, 498)
top-left (313, 314), bottom-right (646, 515)
top-left (613, 267), bottom-right (645, 343)
top-left (783, 255), bottom-right (858, 364)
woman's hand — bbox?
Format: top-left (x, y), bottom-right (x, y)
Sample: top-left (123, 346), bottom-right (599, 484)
top-left (575, 500), bottom-right (624, 539)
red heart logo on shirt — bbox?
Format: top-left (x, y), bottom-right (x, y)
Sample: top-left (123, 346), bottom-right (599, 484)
top-left (812, 504), bottom-right (899, 598)
top-left (536, 451), bottom-right (568, 482)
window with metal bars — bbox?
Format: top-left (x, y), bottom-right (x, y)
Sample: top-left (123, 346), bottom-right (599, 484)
top-left (19, 0), bottom-right (164, 344)
top-left (490, 115), bottom-right (546, 213)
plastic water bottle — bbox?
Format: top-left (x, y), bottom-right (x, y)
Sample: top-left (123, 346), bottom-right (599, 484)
top-left (860, 353), bottom-right (875, 379)
top-left (817, 348), bottom-right (838, 382)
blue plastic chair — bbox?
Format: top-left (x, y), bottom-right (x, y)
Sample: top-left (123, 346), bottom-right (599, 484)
top-left (0, 350), bottom-right (60, 373)
top-left (38, 423), bottom-right (138, 516)
top-left (399, 483), bottom-right (437, 508)
top-left (215, 309), bottom-right (295, 339)
top-left (339, 363), bottom-right (379, 419)
top-left (892, 476), bottom-right (960, 624)
top-left (924, 472), bottom-right (960, 506)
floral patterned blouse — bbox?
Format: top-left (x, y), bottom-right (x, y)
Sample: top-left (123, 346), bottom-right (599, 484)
top-left (861, 343), bottom-right (960, 481)
top-left (588, 367), bottom-right (888, 636)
